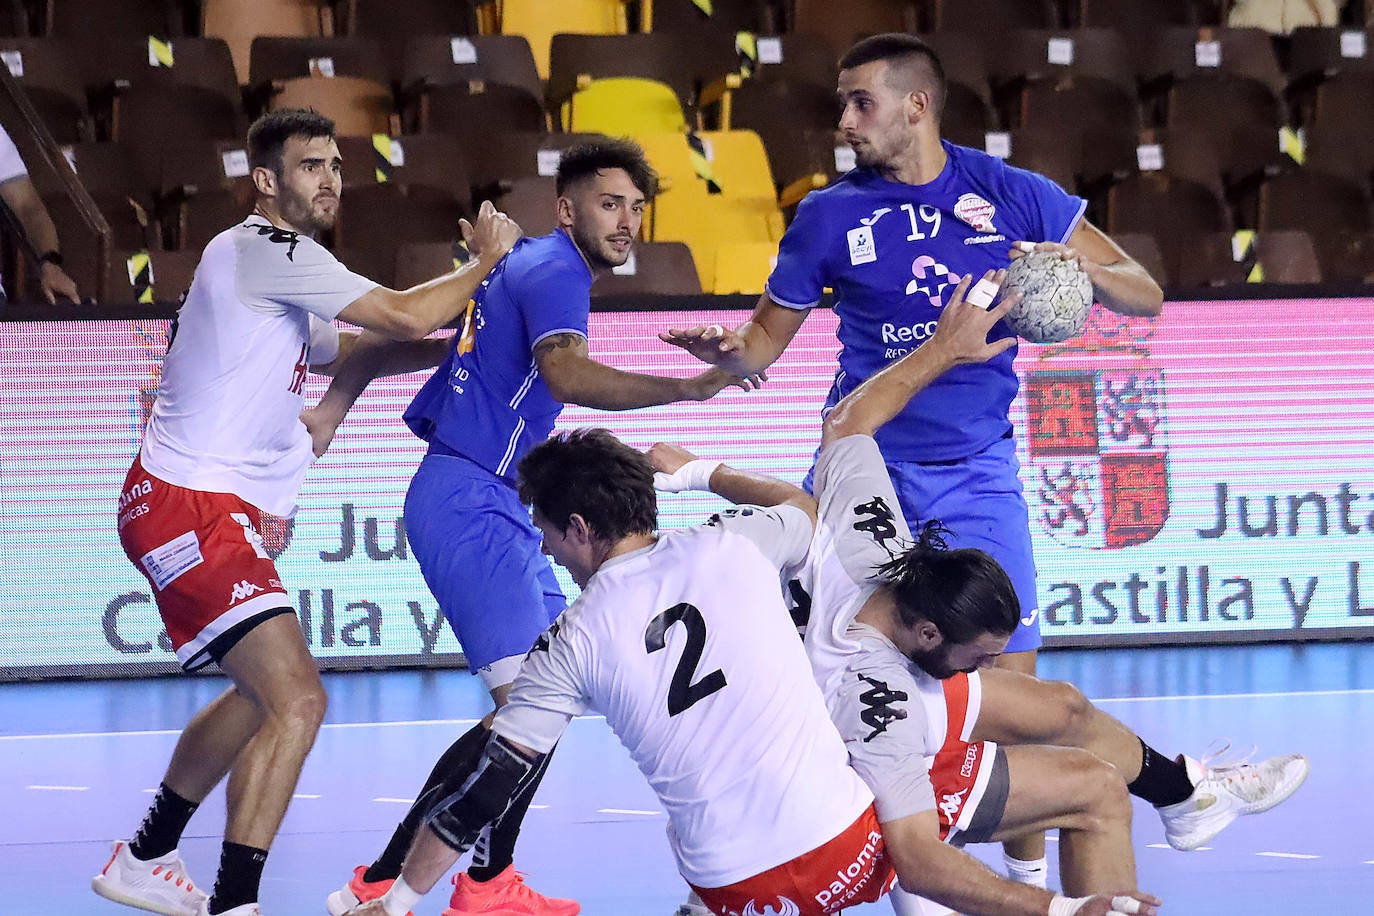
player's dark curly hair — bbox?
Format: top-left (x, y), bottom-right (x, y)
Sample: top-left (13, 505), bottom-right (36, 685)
top-left (247, 109), bottom-right (336, 176)
top-left (518, 428), bottom-right (658, 540)
top-left (876, 520), bottom-right (1019, 642)
top-left (556, 137), bottom-right (659, 200)
top-left (839, 33), bottom-right (948, 120)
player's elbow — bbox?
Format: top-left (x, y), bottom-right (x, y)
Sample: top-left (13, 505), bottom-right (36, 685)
top-left (820, 402), bottom-right (872, 445)
top-left (373, 293), bottom-right (435, 341)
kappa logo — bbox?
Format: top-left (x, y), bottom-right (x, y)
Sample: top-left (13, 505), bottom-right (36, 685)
top-left (851, 496), bottom-right (904, 558)
top-left (856, 673), bottom-right (908, 742)
top-left (743, 897), bottom-right (800, 916)
top-left (229, 580), bottom-right (264, 603)
top-left (939, 787), bottom-right (970, 822)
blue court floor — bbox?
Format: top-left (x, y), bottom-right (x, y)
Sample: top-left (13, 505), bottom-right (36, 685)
top-left (3, 642), bottom-right (1371, 915)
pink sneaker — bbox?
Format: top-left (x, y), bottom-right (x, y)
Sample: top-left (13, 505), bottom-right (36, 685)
top-left (325, 865), bottom-right (414, 916)
top-left (442, 865), bottom-right (580, 915)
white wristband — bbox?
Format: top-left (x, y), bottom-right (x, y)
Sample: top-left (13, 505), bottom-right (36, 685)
top-left (1048, 896), bottom-right (1092, 916)
top-left (383, 877), bottom-right (424, 916)
top-left (653, 458), bottom-right (722, 494)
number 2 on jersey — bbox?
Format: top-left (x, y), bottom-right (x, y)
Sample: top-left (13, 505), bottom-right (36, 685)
top-left (644, 603), bottom-right (726, 716)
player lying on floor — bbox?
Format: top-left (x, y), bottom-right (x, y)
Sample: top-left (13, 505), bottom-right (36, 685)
top-left (649, 271), bottom-right (1309, 915)
top-left (344, 278), bottom-right (1160, 916)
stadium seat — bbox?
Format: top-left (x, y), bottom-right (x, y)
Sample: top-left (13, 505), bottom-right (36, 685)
top-left (933, 0), bottom-right (1058, 31)
top-left (102, 248), bottom-right (202, 305)
top-left (1310, 69), bottom-right (1374, 128)
top-left (590, 241), bottom-right (703, 296)
top-left (1106, 172), bottom-right (1232, 283)
top-left (157, 138), bottom-right (256, 250)
top-left (1287, 25), bottom-right (1374, 86)
top-left (561, 77), bottom-right (687, 134)
top-left (1075, 0), bottom-right (1199, 30)
top-left (267, 75), bottom-right (395, 136)
top-left (1142, 26), bottom-right (1287, 98)
top-left (991, 28), bottom-right (1137, 101)
top-left (647, 0), bottom-right (779, 37)
top-left (1126, 127), bottom-right (1227, 197)
top-left (790, 0), bottom-right (918, 55)
top-left (1165, 77), bottom-right (1286, 186)
top-left (43, 0), bottom-right (179, 43)
top-left (1309, 228), bottom-right (1374, 282)
top-left (1017, 80), bottom-right (1140, 188)
top-left (330, 242), bottom-right (397, 287)
top-left (486, 175), bottom-right (558, 237)
top-left (394, 240), bottom-right (463, 288)
top-left (1171, 230), bottom-right (1246, 287)
top-left (1110, 231), bottom-right (1169, 286)
top-left (0, 2), bottom-right (23, 35)
top-left (202, 0), bottom-right (325, 86)
top-left (1305, 120), bottom-right (1374, 192)
top-left (332, 132), bottom-right (473, 215)
top-left (248, 36), bottom-right (391, 89)
top-left (920, 30), bottom-right (996, 111)
top-left (414, 81), bottom-right (548, 138)
top-left (482, 0), bottom-right (630, 79)
top-left (712, 240), bottom-right (776, 294)
top-left (726, 31), bottom-right (837, 91)
top-left (1254, 230), bottom-right (1323, 283)
top-left (333, 182), bottom-right (466, 253)
top-left (1003, 124), bottom-right (1083, 194)
top-left (724, 80), bottom-right (838, 197)
top-left (0, 38), bottom-right (92, 143)
top-left (1257, 170), bottom-right (1373, 235)
top-left (399, 34), bottom-right (543, 119)
top-left (341, 0), bottom-right (478, 78)
top-left (37, 141), bottom-right (158, 251)
top-left (460, 130), bottom-right (605, 200)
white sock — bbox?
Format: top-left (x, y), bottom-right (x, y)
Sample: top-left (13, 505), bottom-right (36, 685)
top-left (382, 877), bottom-right (423, 916)
top-left (1003, 852), bottom-right (1050, 889)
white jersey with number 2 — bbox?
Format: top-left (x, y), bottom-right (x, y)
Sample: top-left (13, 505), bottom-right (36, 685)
top-left (140, 217), bottom-right (377, 517)
top-left (494, 505), bottom-right (875, 889)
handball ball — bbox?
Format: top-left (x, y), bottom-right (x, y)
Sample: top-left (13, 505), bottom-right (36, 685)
top-left (1002, 250), bottom-right (1094, 343)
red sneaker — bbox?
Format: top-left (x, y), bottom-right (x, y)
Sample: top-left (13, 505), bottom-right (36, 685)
top-left (325, 865), bottom-right (413, 916)
top-left (442, 866), bottom-right (580, 916)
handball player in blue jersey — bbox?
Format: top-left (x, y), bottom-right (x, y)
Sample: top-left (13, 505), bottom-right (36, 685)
top-left (306, 138), bottom-right (759, 916)
top-left (662, 33), bottom-right (1163, 898)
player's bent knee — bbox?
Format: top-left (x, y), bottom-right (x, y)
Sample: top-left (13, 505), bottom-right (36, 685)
top-left (428, 734), bottom-right (543, 852)
top-left (1051, 681), bottom-right (1093, 738)
top-left (1076, 757), bottom-right (1132, 827)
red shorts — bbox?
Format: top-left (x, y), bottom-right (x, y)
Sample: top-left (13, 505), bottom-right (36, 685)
top-left (692, 804), bottom-right (898, 916)
top-left (117, 455), bottom-right (290, 670)
top-left (928, 671), bottom-right (1003, 845)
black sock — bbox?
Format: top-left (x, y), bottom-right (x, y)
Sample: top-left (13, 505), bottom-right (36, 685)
top-left (363, 721), bottom-right (491, 884)
top-left (208, 841), bottom-right (267, 914)
top-left (1128, 739), bottom-right (1196, 807)
top-left (129, 783), bottom-right (199, 861)
top-left (468, 745), bottom-right (554, 883)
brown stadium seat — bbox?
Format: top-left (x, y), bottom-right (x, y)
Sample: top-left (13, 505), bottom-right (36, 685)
top-left (1165, 77), bottom-right (1286, 187)
top-left (1004, 125), bottom-right (1083, 195)
top-left (1171, 231), bottom-right (1245, 287)
top-left (414, 81), bottom-right (548, 138)
top-left (1110, 232), bottom-right (1169, 287)
top-left (1018, 81), bottom-right (1140, 189)
top-left (102, 248), bottom-right (203, 305)
top-left (1254, 231), bottom-right (1323, 284)
top-left (647, 0), bottom-right (780, 36)
top-left (332, 132), bottom-right (472, 216)
top-left (933, 0), bottom-right (1058, 31)
top-left (248, 36), bottom-right (391, 88)
top-left (460, 130), bottom-right (606, 200)
top-left (341, 0), bottom-right (478, 79)
top-left (157, 138), bottom-right (256, 250)
top-left (1311, 69), bottom-right (1374, 128)
top-left (1106, 172), bottom-right (1232, 284)
top-left (0, 37), bottom-right (92, 143)
top-left (1305, 121), bottom-right (1374, 193)
top-left (990, 28), bottom-right (1138, 101)
top-left (43, 0), bottom-right (179, 43)
top-left (399, 34), bottom-right (543, 122)
top-left (268, 75), bottom-right (395, 136)
top-left (1142, 26), bottom-right (1287, 98)
top-left (486, 176), bottom-right (559, 238)
top-left (1288, 26), bottom-right (1374, 85)
top-left (202, 0), bottom-right (325, 87)
top-left (791, 0), bottom-right (919, 55)
top-left (920, 30), bottom-right (996, 112)
top-left (1075, 0), bottom-right (1200, 30)
top-left (590, 241), bottom-right (703, 296)
top-left (0, 1), bottom-right (23, 35)
top-left (1129, 128), bottom-right (1227, 198)
top-left (330, 242), bottom-right (397, 288)
top-left (394, 240), bottom-right (462, 288)
top-left (1256, 171), bottom-right (1374, 280)
top-left (333, 182), bottom-right (466, 250)
top-left (1309, 228), bottom-right (1374, 283)
top-left (725, 81), bottom-right (839, 197)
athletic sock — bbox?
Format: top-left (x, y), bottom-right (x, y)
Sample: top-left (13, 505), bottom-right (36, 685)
top-left (364, 721), bottom-right (491, 884)
top-left (467, 746), bottom-right (554, 882)
top-left (1128, 738), bottom-right (1196, 807)
top-left (1003, 853), bottom-right (1049, 888)
top-left (129, 783), bottom-right (200, 861)
top-left (208, 841), bottom-right (267, 914)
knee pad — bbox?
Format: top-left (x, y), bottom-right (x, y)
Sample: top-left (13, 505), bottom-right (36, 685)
top-left (427, 734), bottom-right (542, 852)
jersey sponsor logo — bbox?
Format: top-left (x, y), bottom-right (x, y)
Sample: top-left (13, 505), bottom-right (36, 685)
top-left (814, 828), bottom-right (884, 908)
top-left (742, 897), bottom-right (800, 916)
top-left (1024, 368), bottom-right (1170, 550)
top-left (251, 223), bottom-right (302, 261)
top-left (939, 787), bottom-right (971, 823)
top-left (856, 672), bottom-right (908, 742)
top-left (903, 255), bottom-right (961, 308)
top-left (229, 579), bottom-right (264, 603)
top-left (847, 226), bottom-right (877, 266)
top-left (963, 233), bottom-right (1008, 246)
top-left (140, 530), bottom-right (204, 591)
top-left (954, 193), bottom-right (997, 233)
top-left (118, 478), bottom-right (152, 511)
top-left (851, 496), bottom-right (903, 558)
top-left (960, 743), bottom-right (981, 778)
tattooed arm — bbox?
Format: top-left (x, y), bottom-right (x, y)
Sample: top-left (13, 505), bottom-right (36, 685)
top-left (534, 333), bottom-right (759, 410)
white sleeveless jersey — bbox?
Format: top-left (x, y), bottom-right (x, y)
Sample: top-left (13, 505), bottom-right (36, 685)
top-left (798, 435), bottom-right (915, 700)
top-left (494, 505), bottom-right (874, 889)
top-left (140, 217), bottom-right (376, 516)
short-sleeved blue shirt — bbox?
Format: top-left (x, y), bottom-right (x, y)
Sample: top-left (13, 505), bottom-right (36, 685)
top-left (404, 230), bottom-right (592, 480)
top-left (767, 141), bottom-right (1087, 462)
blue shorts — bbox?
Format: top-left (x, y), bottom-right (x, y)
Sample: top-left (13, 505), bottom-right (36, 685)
top-left (404, 452), bottom-right (568, 681)
top-left (806, 434), bottom-right (1041, 652)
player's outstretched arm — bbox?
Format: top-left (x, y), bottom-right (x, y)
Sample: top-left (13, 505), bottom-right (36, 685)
top-left (658, 292), bottom-right (807, 376)
top-left (822, 271), bottom-right (1016, 446)
top-left (1011, 220), bottom-right (1163, 318)
top-left (302, 330), bottom-right (451, 457)
top-left (336, 200), bottom-right (521, 340)
top-left (882, 811), bottom-right (1160, 916)
top-left (647, 442), bottom-right (817, 523)
top-left (535, 332), bottom-right (764, 410)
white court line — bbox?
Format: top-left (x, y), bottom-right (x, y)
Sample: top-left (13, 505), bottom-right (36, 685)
top-left (27, 784), bottom-right (89, 791)
top-left (0, 690), bottom-right (1369, 742)
top-left (530, 804), bottom-right (550, 810)
top-left (1257, 852), bottom-right (1319, 860)
top-left (293, 793), bottom-right (321, 799)
top-left (597, 808), bottom-right (662, 816)
top-left (373, 797), bottom-right (417, 804)
top-left (1147, 843), bottom-right (1211, 851)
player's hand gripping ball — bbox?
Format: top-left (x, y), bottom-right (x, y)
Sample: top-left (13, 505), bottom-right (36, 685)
top-left (1002, 250), bottom-right (1094, 343)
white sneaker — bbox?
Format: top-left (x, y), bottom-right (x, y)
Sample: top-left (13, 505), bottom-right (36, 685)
top-left (1157, 744), bottom-right (1310, 851)
top-left (197, 904), bottom-right (261, 916)
top-left (92, 840), bottom-right (209, 916)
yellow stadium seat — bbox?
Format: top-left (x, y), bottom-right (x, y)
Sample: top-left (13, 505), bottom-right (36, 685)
top-left (713, 241), bottom-right (777, 295)
top-left (484, 0), bottom-right (628, 79)
top-left (562, 77), bottom-right (686, 134)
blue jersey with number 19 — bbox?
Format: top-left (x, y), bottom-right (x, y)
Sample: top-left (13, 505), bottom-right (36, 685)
top-left (403, 231), bottom-right (592, 479)
top-left (767, 141), bottom-right (1087, 462)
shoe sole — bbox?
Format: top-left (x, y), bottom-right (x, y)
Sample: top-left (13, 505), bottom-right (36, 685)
top-left (325, 886), bottom-right (362, 916)
top-left (91, 875), bottom-right (200, 916)
top-left (1242, 757), bottom-right (1311, 815)
top-left (1166, 806), bottom-right (1240, 852)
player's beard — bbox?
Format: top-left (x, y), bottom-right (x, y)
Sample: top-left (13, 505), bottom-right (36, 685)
top-left (907, 643), bottom-right (961, 681)
top-left (282, 188), bottom-right (338, 234)
top-left (571, 222), bottom-right (632, 271)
